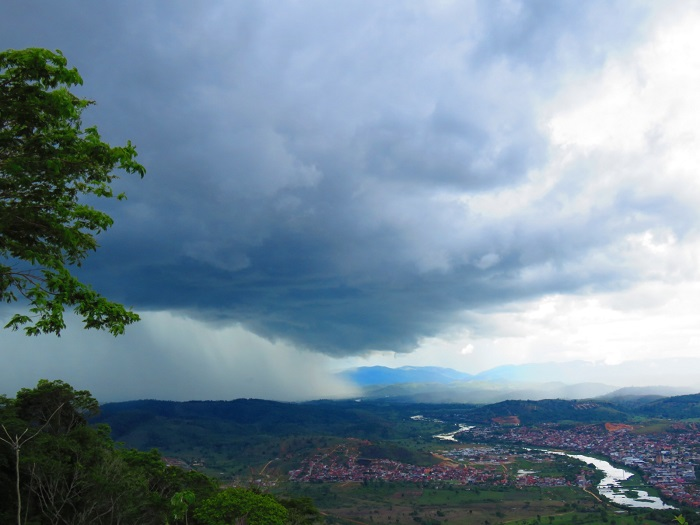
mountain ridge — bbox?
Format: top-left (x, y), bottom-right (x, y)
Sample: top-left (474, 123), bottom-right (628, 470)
top-left (339, 361), bottom-right (698, 403)
top-left (338, 365), bottom-right (472, 386)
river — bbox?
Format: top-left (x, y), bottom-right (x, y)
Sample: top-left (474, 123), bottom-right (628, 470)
top-left (433, 424), bottom-right (474, 442)
top-left (554, 451), bottom-right (676, 510)
top-left (421, 418), bottom-right (676, 509)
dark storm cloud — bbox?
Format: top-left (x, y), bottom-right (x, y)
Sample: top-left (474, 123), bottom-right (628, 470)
top-left (1, 1), bottom-right (660, 356)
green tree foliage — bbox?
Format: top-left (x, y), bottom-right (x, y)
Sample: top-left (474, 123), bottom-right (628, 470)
top-left (15, 378), bottom-right (99, 434)
top-left (277, 496), bottom-right (323, 525)
top-left (0, 380), bottom-right (323, 525)
top-left (194, 488), bottom-right (288, 525)
top-left (0, 381), bottom-right (191, 524)
top-left (0, 47), bottom-right (145, 336)
top-left (170, 490), bottom-right (196, 524)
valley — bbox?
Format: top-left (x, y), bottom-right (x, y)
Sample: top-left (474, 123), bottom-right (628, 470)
top-left (94, 393), bottom-right (700, 524)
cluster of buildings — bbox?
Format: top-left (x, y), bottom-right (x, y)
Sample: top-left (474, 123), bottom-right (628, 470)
top-left (288, 444), bottom-right (506, 485)
top-left (470, 422), bottom-right (700, 507)
top-left (288, 442), bottom-right (583, 489)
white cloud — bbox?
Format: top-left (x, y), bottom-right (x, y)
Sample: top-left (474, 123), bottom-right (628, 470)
top-left (344, 4), bottom-right (700, 380)
top-left (460, 344), bottom-right (475, 356)
top-left (390, 274), bottom-right (700, 380)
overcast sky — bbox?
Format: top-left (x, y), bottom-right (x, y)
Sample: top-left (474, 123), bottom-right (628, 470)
top-left (3, 0), bottom-right (700, 401)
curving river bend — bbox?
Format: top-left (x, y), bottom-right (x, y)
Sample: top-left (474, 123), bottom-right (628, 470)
top-left (425, 419), bottom-right (676, 509)
top-left (553, 451), bottom-right (676, 510)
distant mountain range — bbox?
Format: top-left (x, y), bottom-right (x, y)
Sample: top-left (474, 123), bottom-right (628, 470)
top-left (339, 366), bottom-right (472, 386)
top-left (338, 361), bottom-right (699, 404)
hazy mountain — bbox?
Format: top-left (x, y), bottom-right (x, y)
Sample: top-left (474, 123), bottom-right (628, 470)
top-left (338, 366), bottom-right (472, 386)
top-left (339, 360), bottom-right (700, 404)
top-left (602, 385), bottom-right (697, 399)
top-left (356, 380), bottom-right (617, 404)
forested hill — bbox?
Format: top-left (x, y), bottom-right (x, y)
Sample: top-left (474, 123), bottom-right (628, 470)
top-left (634, 393), bottom-right (700, 419)
top-left (95, 391), bottom-right (700, 444)
top-left (94, 398), bottom-right (429, 446)
top-left (89, 393), bottom-right (700, 482)
top-left (446, 398), bottom-right (630, 426)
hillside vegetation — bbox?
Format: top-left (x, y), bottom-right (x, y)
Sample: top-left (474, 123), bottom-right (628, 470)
top-left (0, 380), bottom-right (321, 525)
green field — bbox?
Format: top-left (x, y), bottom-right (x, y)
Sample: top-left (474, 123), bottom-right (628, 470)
top-left (278, 482), bottom-right (673, 525)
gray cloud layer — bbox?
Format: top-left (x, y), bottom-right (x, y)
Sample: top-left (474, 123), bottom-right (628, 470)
top-left (2, 1), bottom-right (678, 357)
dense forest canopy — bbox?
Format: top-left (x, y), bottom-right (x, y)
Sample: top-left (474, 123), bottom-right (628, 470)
top-left (0, 379), bottom-right (321, 525)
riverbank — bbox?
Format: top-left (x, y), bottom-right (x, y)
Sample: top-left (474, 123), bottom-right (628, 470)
top-left (560, 451), bottom-right (676, 510)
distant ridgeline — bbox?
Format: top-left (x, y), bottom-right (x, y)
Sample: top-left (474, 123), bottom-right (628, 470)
top-left (94, 393), bottom-right (700, 453)
top-left (337, 364), bottom-right (699, 404)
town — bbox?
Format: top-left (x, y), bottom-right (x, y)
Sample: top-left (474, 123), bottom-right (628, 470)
top-left (289, 442), bottom-right (509, 485)
top-left (288, 421), bottom-right (700, 509)
top-left (473, 421), bottom-right (700, 507)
